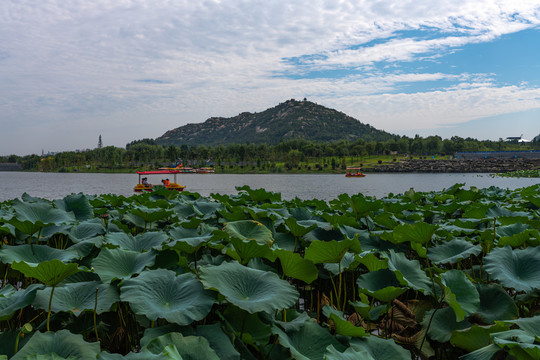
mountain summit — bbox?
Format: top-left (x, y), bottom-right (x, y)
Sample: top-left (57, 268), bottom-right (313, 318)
top-left (155, 99), bottom-right (394, 146)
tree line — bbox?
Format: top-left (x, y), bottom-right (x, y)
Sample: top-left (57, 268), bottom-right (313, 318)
top-left (2, 135), bottom-right (539, 172)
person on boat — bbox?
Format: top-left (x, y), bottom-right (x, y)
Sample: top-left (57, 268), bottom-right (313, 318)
top-left (164, 179), bottom-right (170, 186)
top-left (142, 177), bottom-right (150, 187)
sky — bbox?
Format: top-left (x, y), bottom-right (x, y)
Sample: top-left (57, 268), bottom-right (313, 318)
top-left (1, 0), bottom-right (540, 156)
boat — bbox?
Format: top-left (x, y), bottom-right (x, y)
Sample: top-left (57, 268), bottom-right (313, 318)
top-left (196, 167), bottom-right (215, 174)
top-left (134, 170), bottom-right (186, 192)
top-left (345, 167), bottom-right (366, 177)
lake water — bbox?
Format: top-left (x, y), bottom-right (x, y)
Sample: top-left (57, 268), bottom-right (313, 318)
top-left (0, 172), bottom-right (538, 202)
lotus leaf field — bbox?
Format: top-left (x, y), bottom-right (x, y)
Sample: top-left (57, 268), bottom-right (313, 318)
top-left (0, 183), bottom-right (539, 360)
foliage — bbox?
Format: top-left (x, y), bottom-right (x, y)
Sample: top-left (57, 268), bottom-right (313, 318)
top-left (0, 184), bottom-right (539, 359)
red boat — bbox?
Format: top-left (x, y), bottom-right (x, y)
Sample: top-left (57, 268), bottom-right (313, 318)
top-left (345, 167), bottom-right (366, 177)
top-left (134, 170), bottom-right (186, 192)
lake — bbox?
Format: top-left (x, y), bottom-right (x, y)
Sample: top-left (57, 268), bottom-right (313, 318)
top-left (0, 172), bottom-right (538, 202)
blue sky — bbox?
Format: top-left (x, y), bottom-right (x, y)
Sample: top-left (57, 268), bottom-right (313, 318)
top-left (1, 0), bottom-right (539, 155)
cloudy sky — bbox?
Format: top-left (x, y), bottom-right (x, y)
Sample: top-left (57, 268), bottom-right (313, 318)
top-left (1, 0), bottom-right (540, 155)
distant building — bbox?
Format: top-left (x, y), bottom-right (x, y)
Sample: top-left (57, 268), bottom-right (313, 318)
top-left (505, 134), bottom-right (531, 142)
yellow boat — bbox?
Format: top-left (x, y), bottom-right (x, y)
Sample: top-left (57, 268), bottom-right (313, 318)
top-left (134, 170), bottom-right (186, 192)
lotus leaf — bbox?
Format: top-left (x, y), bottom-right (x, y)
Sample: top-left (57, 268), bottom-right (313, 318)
top-left (459, 344), bottom-right (504, 360)
top-left (168, 226), bottom-right (213, 253)
top-left (303, 227), bottom-right (343, 243)
top-left (441, 270), bottom-right (480, 322)
top-left (130, 206), bottom-right (173, 223)
top-left (144, 332), bottom-right (219, 360)
top-left (12, 330), bottom-right (100, 360)
top-left (104, 231), bottom-right (168, 252)
top-left (491, 329), bottom-right (540, 359)
top-left (0, 244), bottom-right (79, 264)
top-left (325, 310), bottom-right (367, 337)
top-left (227, 236), bottom-right (276, 264)
top-left (33, 281), bottom-right (119, 316)
top-left (92, 247), bottom-right (156, 282)
top-left (236, 185), bottom-right (281, 203)
top-left (355, 251), bottom-right (387, 272)
top-left (12, 260), bottom-right (82, 286)
top-left (484, 246), bottom-right (540, 292)
top-left (422, 307), bottom-right (471, 343)
top-left (68, 219), bottom-right (105, 242)
top-left (223, 305), bottom-right (272, 346)
top-left (391, 222), bottom-right (437, 245)
top-left (304, 239), bottom-right (353, 264)
top-left (120, 269), bottom-right (214, 325)
top-left (274, 249), bottom-right (318, 284)
top-left (500, 315), bottom-right (540, 337)
top-left (12, 201), bottom-right (75, 227)
top-left (472, 283), bottom-right (519, 324)
top-left (284, 217), bottom-right (317, 237)
top-left (272, 319), bottom-right (346, 360)
top-left (450, 323), bottom-right (510, 352)
top-left (349, 335), bottom-right (412, 360)
top-left (427, 238), bottom-right (482, 264)
top-left (384, 250), bottom-right (433, 295)
top-left (324, 252), bottom-right (358, 275)
top-left (356, 268), bottom-right (406, 302)
top-left (199, 261), bottom-right (298, 313)
top-left (324, 344), bottom-right (373, 360)
top-left (0, 284), bottom-right (42, 321)
top-left (223, 220), bottom-right (273, 245)
top-left (54, 193), bottom-right (94, 221)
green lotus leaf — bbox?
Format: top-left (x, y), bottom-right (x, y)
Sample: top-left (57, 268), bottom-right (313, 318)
top-left (303, 227), bottom-right (343, 243)
top-left (355, 251), bottom-right (388, 272)
top-left (441, 270), bottom-right (480, 322)
top-left (356, 268), bottom-right (406, 302)
top-left (498, 229), bottom-right (539, 248)
top-left (33, 281), bottom-right (119, 316)
top-left (223, 305), bottom-right (272, 346)
top-left (144, 332), bottom-right (219, 360)
top-left (97, 349), bottom-right (168, 359)
top-left (193, 324), bottom-right (241, 360)
top-left (272, 319), bottom-right (346, 360)
top-left (15, 354), bottom-right (78, 360)
top-left (104, 231), bottom-right (168, 252)
top-left (284, 217), bottom-right (317, 237)
top-left (54, 193), bottom-right (94, 221)
top-left (422, 307), bottom-right (471, 343)
top-left (120, 269), bottom-right (214, 325)
top-left (12, 260), bottom-right (82, 286)
top-left (392, 222), bottom-right (437, 245)
top-left (236, 185), bottom-right (281, 203)
top-left (472, 283), bottom-right (518, 324)
top-left (491, 329), bottom-right (540, 359)
top-left (499, 315), bottom-right (540, 337)
top-left (12, 330), bottom-right (100, 360)
top-left (0, 284), bottom-right (15, 297)
top-left (168, 226), bottom-right (213, 253)
top-left (450, 323), bottom-right (510, 352)
top-left (12, 200), bottom-right (75, 226)
top-left (0, 244), bottom-right (79, 264)
top-left (68, 219), bottom-right (105, 242)
top-left (223, 220), bottom-right (273, 245)
top-left (324, 344), bottom-right (373, 360)
top-left (459, 344), bottom-right (504, 360)
top-left (200, 261), bottom-right (298, 313)
top-left (0, 284), bottom-right (42, 321)
top-left (275, 249), bottom-right (318, 284)
top-left (348, 195), bottom-right (382, 217)
top-left (484, 246), bottom-right (540, 292)
top-left (227, 237), bottom-right (276, 264)
top-left (325, 310), bottom-right (367, 337)
top-left (384, 250), bottom-right (433, 295)
top-left (92, 247), bottom-right (156, 283)
top-left (130, 206), bottom-right (173, 223)
top-left (192, 199), bottom-right (224, 219)
top-left (349, 335), bottom-right (412, 360)
top-left (304, 239), bottom-right (353, 264)
top-left (427, 238), bottom-right (482, 264)
top-left (324, 252), bottom-right (359, 275)
top-left (496, 223), bottom-right (531, 238)
top-left (173, 203), bottom-right (197, 220)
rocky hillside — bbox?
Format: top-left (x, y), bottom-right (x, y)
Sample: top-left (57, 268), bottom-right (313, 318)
top-left (156, 99), bottom-right (394, 146)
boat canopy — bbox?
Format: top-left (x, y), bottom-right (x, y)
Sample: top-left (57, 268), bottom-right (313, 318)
top-left (136, 170), bottom-right (182, 175)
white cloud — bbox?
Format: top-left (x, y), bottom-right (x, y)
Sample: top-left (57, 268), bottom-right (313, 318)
top-left (1, 0), bottom-right (540, 154)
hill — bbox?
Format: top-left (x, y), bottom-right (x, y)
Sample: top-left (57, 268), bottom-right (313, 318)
top-left (155, 99), bottom-right (394, 146)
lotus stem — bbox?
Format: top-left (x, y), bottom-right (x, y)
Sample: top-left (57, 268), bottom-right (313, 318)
top-left (47, 285), bottom-right (56, 331)
top-left (94, 287), bottom-right (99, 341)
top-left (239, 312), bottom-right (248, 339)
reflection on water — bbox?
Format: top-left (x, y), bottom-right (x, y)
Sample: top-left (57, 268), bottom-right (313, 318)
top-left (0, 172), bottom-right (538, 202)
